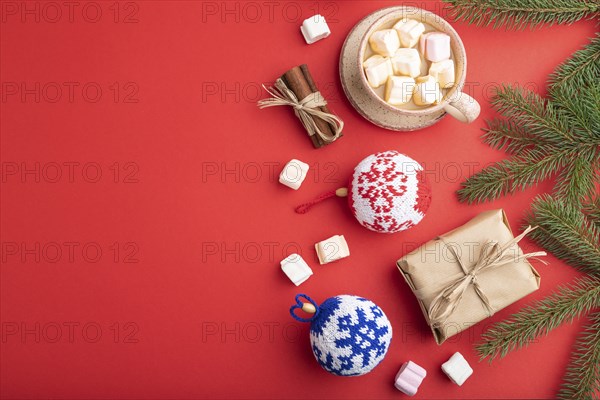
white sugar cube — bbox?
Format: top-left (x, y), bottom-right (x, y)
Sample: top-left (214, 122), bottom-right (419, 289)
top-left (429, 59), bottom-right (455, 89)
top-left (385, 76), bottom-right (415, 105)
top-left (300, 14), bottom-right (330, 44)
top-left (391, 48), bottom-right (421, 78)
top-left (441, 352), bottom-right (473, 386)
top-left (420, 32), bottom-right (451, 62)
top-left (393, 19), bottom-right (425, 48)
top-left (369, 29), bottom-right (400, 57)
top-left (281, 254), bottom-right (313, 286)
top-left (413, 76), bottom-right (442, 106)
top-left (363, 55), bottom-right (394, 88)
top-left (279, 159), bottom-right (309, 190)
top-left (315, 235), bottom-right (350, 265)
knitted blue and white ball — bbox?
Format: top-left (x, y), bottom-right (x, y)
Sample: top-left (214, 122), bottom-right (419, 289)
top-left (290, 294), bottom-right (393, 376)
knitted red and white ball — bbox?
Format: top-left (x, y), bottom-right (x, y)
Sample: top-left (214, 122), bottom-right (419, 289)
top-left (348, 151), bottom-right (431, 233)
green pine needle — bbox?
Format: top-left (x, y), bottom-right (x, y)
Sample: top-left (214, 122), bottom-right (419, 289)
top-left (584, 197), bottom-right (600, 229)
top-left (527, 195), bottom-right (600, 274)
top-left (457, 39), bottom-right (600, 205)
top-left (476, 276), bottom-right (600, 361)
top-left (443, 0), bottom-right (600, 29)
top-left (558, 311), bottom-right (600, 399)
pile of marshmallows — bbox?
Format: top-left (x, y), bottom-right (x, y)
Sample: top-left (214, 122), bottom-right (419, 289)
top-left (278, 159), bottom-right (350, 286)
top-left (396, 353), bottom-right (474, 396)
top-left (364, 19), bottom-right (455, 107)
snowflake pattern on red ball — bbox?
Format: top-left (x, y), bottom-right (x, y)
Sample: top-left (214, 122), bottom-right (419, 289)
top-left (349, 151), bottom-right (431, 233)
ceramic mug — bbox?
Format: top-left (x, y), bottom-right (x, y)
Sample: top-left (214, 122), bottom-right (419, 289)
top-left (358, 7), bottom-right (480, 125)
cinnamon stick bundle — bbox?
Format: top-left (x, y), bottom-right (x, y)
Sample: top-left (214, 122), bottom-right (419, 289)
top-left (281, 64), bottom-right (342, 148)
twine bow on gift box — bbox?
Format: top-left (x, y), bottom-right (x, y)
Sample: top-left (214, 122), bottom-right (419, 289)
top-left (257, 78), bottom-right (343, 144)
top-left (420, 226), bottom-right (547, 329)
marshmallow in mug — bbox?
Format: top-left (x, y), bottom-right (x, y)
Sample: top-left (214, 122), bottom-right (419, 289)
top-left (420, 32), bottom-right (451, 62)
top-left (385, 76), bottom-right (416, 105)
top-left (393, 19), bottom-right (425, 48)
top-left (368, 29), bottom-right (400, 57)
top-left (413, 76), bottom-right (442, 106)
top-left (429, 59), bottom-right (455, 89)
top-left (391, 48), bottom-right (421, 78)
top-left (363, 55), bottom-right (394, 88)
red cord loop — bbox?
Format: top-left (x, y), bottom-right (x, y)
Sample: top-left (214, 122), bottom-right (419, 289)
top-left (294, 190), bottom-right (337, 214)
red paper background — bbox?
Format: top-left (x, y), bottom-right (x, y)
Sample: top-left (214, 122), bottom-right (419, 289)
top-left (1, 1), bottom-right (597, 398)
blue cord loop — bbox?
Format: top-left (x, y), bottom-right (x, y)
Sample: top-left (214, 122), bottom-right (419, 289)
top-left (290, 294), bottom-right (320, 323)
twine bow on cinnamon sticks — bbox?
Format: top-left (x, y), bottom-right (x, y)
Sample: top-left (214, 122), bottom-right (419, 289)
top-left (416, 226), bottom-right (547, 329)
top-left (257, 65), bottom-right (343, 148)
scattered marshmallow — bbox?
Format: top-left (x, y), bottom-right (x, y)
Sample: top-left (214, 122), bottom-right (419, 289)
top-left (315, 235), bottom-right (350, 265)
top-left (281, 254), bottom-right (313, 286)
top-left (363, 55), bottom-right (394, 88)
top-left (395, 361), bottom-right (427, 396)
top-left (369, 29), bottom-right (400, 57)
top-left (429, 59), bottom-right (455, 89)
top-left (279, 159), bottom-right (309, 190)
top-left (385, 76), bottom-right (415, 105)
top-left (413, 76), bottom-right (442, 106)
top-left (300, 14), bottom-right (331, 44)
top-left (442, 352), bottom-right (473, 386)
top-left (391, 48), bottom-right (421, 78)
top-left (421, 32), bottom-right (451, 62)
top-left (393, 19), bottom-right (425, 48)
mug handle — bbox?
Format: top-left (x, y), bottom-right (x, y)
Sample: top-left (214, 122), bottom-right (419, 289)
top-left (443, 89), bottom-right (481, 123)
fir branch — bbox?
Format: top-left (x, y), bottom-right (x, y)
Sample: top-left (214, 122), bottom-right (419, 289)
top-left (526, 195), bottom-right (600, 274)
top-left (482, 118), bottom-right (543, 154)
top-left (443, 0), bottom-right (600, 29)
top-left (550, 33), bottom-right (600, 90)
top-left (458, 84), bottom-right (599, 203)
top-left (584, 197), bottom-right (600, 229)
top-left (476, 276), bottom-right (600, 361)
top-left (458, 148), bottom-right (571, 203)
top-left (554, 148), bottom-right (599, 205)
top-left (558, 311), bottom-right (600, 399)
top-left (491, 85), bottom-right (572, 142)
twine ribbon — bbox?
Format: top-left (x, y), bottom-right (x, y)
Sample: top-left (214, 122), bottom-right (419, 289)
top-left (420, 226), bottom-right (547, 329)
top-left (257, 79), bottom-right (343, 144)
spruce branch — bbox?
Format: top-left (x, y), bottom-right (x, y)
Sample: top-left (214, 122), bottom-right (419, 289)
top-left (476, 276), bottom-right (600, 361)
top-left (558, 311), bottom-right (600, 399)
top-left (527, 195), bottom-right (600, 274)
top-left (443, 0), bottom-right (600, 29)
top-left (584, 197), bottom-right (600, 229)
top-left (550, 33), bottom-right (600, 90)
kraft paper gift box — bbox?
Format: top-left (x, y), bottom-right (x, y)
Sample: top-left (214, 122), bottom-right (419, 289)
top-left (397, 209), bottom-right (544, 344)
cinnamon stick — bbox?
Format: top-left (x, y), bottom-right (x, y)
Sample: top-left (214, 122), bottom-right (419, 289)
top-left (299, 64), bottom-right (343, 139)
top-left (281, 66), bottom-right (327, 148)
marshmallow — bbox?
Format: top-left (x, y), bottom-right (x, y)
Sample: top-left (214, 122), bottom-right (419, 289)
top-left (413, 76), bottom-right (442, 106)
top-left (391, 48), bottom-right (421, 78)
top-left (279, 159), bottom-right (309, 190)
top-left (315, 235), bottom-right (350, 265)
top-left (385, 76), bottom-right (415, 105)
top-left (281, 254), bottom-right (313, 286)
top-left (363, 55), bottom-right (394, 88)
top-left (369, 29), bottom-right (400, 57)
top-left (300, 14), bottom-right (331, 44)
top-left (429, 59), bottom-right (455, 89)
top-left (393, 19), bottom-right (425, 48)
top-left (442, 352), bottom-right (473, 386)
top-left (420, 32), bottom-right (451, 62)
top-left (394, 361), bottom-right (427, 396)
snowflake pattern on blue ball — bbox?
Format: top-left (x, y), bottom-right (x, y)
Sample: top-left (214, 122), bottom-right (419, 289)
top-left (309, 295), bottom-right (392, 376)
